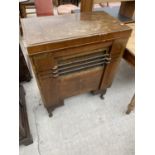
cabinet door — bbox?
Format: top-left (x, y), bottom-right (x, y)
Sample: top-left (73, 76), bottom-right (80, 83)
top-left (53, 46), bottom-right (111, 98)
top-left (31, 53), bottom-right (63, 108)
top-left (31, 41), bottom-right (112, 107)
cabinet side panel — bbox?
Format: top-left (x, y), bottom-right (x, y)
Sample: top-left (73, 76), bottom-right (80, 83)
top-left (30, 53), bottom-right (62, 108)
top-left (37, 77), bottom-right (62, 108)
top-left (100, 38), bottom-right (129, 89)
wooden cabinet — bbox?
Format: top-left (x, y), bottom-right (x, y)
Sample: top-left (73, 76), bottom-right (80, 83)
top-left (19, 0), bottom-right (35, 18)
top-left (19, 44), bottom-right (32, 145)
top-left (19, 84), bottom-right (33, 145)
top-left (19, 44), bottom-right (32, 82)
top-left (21, 12), bottom-right (131, 116)
top-left (81, 0), bottom-right (135, 20)
top-left (58, 0), bottom-right (79, 6)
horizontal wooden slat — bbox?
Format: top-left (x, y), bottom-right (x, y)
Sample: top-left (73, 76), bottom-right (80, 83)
top-left (57, 53), bottom-right (109, 67)
top-left (54, 61), bottom-right (106, 77)
top-left (57, 57), bottom-right (110, 72)
top-left (59, 67), bottom-right (103, 98)
top-left (51, 49), bottom-right (111, 77)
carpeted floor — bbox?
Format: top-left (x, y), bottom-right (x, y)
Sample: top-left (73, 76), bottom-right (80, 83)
top-left (19, 60), bottom-right (135, 155)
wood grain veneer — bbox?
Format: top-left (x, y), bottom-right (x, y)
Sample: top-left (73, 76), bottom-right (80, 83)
top-left (21, 12), bottom-right (131, 116)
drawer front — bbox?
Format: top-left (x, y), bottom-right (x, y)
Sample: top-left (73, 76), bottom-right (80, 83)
top-left (53, 41), bottom-right (112, 59)
top-left (32, 53), bottom-right (55, 73)
top-left (32, 42), bottom-right (112, 105)
top-left (36, 45), bottom-right (111, 101)
top-left (52, 47), bottom-right (111, 98)
top-left (59, 67), bottom-right (104, 98)
top-left (52, 47), bottom-right (110, 78)
top-left (29, 38), bottom-right (129, 110)
top-left (32, 41), bottom-right (112, 74)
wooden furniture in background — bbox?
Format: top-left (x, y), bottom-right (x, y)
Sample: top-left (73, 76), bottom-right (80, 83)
top-left (126, 94), bottom-right (135, 114)
top-left (21, 12), bottom-right (131, 117)
top-left (19, 44), bottom-right (32, 82)
top-left (19, 0), bottom-right (55, 18)
top-left (80, 0), bottom-right (135, 20)
top-left (119, 1), bottom-right (135, 18)
top-left (72, 6), bottom-right (134, 23)
top-left (19, 84), bottom-right (33, 146)
top-left (19, 0), bottom-right (35, 18)
top-left (72, 0), bottom-right (134, 23)
top-left (58, 0), bottom-right (79, 6)
top-left (123, 23), bottom-right (135, 114)
top-left (19, 42), bottom-right (32, 145)
top-left (123, 23), bottom-right (135, 66)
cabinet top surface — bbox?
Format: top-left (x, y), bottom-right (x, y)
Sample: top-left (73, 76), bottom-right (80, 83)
top-left (21, 12), bottom-right (130, 46)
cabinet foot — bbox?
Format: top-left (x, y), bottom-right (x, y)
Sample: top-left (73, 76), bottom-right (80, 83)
top-left (46, 100), bottom-right (64, 117)
top-left (100, 89), bottom-right (107, 100)
top-left (47, 109), bottom-right (53, 117)
top-left (92, 89), bottom-right (107, 100)
top-left (100, 94), bottom-right (105, 99)
top-left (20, 136), bottom-right (33, 146)
top-left (91, 89), bottom-right (107, 95)
top-left (126, 95), bottom-right (135, 114)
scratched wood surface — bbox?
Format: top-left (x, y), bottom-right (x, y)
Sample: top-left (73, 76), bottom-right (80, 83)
top-left (21, 12), bottom-right (132, 116)
top-left (21, 12), bottom-right (130, 46)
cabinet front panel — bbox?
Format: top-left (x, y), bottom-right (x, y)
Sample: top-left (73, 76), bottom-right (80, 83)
top-left (59, 67), bottom-right (104, 98)
top-left (30, 38), bottom-right (128, 109)
top-left (32, 53), bottom-right (54, 73)
top-left (35, 45), bottom-right (112, 104)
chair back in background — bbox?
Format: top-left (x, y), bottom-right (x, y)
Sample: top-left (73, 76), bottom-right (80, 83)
top-left (34, 0), bottom-right (54, 16)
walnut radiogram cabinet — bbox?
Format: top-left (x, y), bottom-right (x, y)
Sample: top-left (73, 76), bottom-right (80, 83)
top-left (21, 12), bottom-right (131, 116)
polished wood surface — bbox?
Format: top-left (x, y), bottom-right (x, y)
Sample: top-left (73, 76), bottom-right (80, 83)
top-left (22, 12), bottom-right (130, 49)
top-left (21, 12), bottom-right (131, 116)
